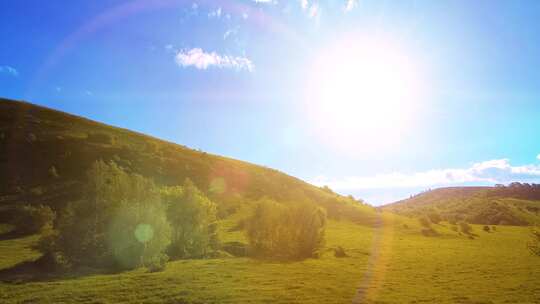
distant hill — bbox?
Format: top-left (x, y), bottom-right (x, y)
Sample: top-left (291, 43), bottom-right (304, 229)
top-left (383, 185), bottom-right (540, 225)
top-left (0, 98), bottom-right (374, 224)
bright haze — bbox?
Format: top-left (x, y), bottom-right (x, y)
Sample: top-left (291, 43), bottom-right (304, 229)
top-left (1, 0), bottom-right (540, 205)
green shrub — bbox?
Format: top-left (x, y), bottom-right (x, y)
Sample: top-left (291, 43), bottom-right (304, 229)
top-left (334, 246), bottom-right (348, 258)
top-left (459, 221), bottom-right (473, 234)
top-left (161, 179), bottom-right (219, 259)
top-left (483, 225), bottom-right (491, 232)
top-left (246, 199), bottom-right (326, 260)
top-left (45, 160), bottom-right (171, 270)
top-left (14, 204), bottom-right (55, 234)
top-left (147, 254), bottom-right (169, 272)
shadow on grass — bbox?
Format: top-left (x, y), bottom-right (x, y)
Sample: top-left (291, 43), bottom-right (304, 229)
top-left (0, 256), bottom-right (119, 284)
top-left (0, 230), bottom-right (31, 241)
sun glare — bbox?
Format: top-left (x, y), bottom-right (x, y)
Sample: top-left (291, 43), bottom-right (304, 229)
top-left (305, 35), bottom-right (424, 147)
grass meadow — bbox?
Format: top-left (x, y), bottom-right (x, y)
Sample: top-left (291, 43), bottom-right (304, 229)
top-left (1, 215), bottom-right (539, 304)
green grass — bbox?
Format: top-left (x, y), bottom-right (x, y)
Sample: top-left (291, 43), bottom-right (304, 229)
top-left (1, 215), bottom-right (539, 304)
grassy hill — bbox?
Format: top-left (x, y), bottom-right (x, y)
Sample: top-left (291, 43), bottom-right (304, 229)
top-left (383, 186), bottom-right (540, 225)
top-left (0, 98), bottom-right (373, 223)
top-left (1, 98), bottom-right (539, 303)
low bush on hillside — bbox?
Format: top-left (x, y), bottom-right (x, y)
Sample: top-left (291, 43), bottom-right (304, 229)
top-left (36, 160), bottom-right (220, 271)
top-left (245, 199), bottom-right (326, 260)
top-left (459, 221), bottom-right (473, 234)
top-left (12, 204), bottom-right (55, 235)
top-left (334, 246), bottom-right (348, 257)
top-left (161, 180), bottom-right (219, 259)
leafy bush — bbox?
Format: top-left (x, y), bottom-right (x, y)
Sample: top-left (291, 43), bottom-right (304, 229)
top-left (161, 179), bottom-right (219, 259)
top-left (246, 199), bottom-right (326, 260)
top-left (14, 204), bottom-right (55, 234)
top-left (334, 246), bottom-right (348, 258)
top-left (43, 160), bottom-right (171, 270)
top-left (483, 225), bottom-right (491, 232)
top-left (459, 221), bottom-right (473, 234)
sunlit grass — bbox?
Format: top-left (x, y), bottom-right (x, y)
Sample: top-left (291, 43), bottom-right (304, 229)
top-left (1, 216), bottom-right (539, 304)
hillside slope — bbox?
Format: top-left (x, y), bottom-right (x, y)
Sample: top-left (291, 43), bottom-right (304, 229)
top-left (0, 98), bottom-right (373, 222)
top-left (383, 186), bottom-right (540, 225)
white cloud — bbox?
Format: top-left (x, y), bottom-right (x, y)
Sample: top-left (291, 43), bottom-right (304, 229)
top-left (0, 65), bottom-right (19, 77)
top-left (253, 0), bottom-right (276, 3)
top-left (164, 44), bottom-right (174, 52)
top-left (299, 0), bottom-right (320, 21)
top-left (208, 7), bottom-right (222, 18)
top-left (175, 48), bottom-right (254, 72)
top-left (310, 158), bottom-right (540, 190)
top-left (300, 0), bottom-right (309, 10)
top-left (537, 154), bottom-right (540, 161)
top-left (223, 27), bottom-right (238, 40)
top-left (242, 12), bottom-right (249, 19)
top-left (344, 0), bottom-right (358, 12)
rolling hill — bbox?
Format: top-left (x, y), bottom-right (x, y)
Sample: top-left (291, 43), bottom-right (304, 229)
top-left (383, 186), bottom-right (540, 225)
top-left (0, 97), bottom-right (373, 223)
top-left (0, 98), bottom-right (539, 304)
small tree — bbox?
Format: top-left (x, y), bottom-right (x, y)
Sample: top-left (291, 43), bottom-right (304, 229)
top-left (162, 179), bottom-right (218, 259)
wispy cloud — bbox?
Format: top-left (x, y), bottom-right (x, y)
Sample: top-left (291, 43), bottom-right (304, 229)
top-left (164, 44), bottom-right (174, 52)
top-left (300, 0), bottom-right (309, 10)
top-left (253, 0), bottom-right (276, 3)
top-left (537, 153), bottom-right (540, 161)
top-left (223, 27), bottom-right (239, 40)
top-left (344, 0), bottom-right (358, 12)
top-left (310, 158), bottom-right (540, 190)
top-left (299, 0), bottom-right (320, 20)
top-left (208, 7), bottom-right (222, 19)
top-left (175, 48), bottom-right (254, 72)
top-left (0, 65), bottom-right (19, 77)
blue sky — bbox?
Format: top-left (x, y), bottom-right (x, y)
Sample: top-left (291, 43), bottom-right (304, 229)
top-left (1, 0), bottom-right (540, 205)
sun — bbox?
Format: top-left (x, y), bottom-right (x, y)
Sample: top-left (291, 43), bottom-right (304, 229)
top-left (305, 34), bottom-right (425, 148)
